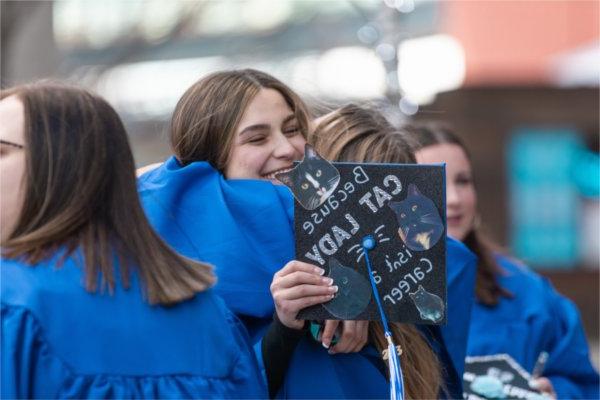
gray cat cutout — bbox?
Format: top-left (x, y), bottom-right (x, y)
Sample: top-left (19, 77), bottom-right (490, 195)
top-left (323, 258), bottom-right (372, 319)
top-left (276, 144), bottom-right (340, 210)
top-left (409, 285), bottom-right (445, 323)
top-left (388, 183), bottom-right (444, 251)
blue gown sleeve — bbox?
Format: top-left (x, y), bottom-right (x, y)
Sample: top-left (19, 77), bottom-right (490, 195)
top-left (1, 304), bottom-right (68, 399)
top-left (224, 309), bottom-right (269, 398)
top-left (422, 237), bottom-right (477, 399)
top-left (541, 280), bottom-right (600, 399)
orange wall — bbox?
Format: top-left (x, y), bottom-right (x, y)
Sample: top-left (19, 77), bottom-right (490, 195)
top-left (442, 0), bottom-right (599, 85)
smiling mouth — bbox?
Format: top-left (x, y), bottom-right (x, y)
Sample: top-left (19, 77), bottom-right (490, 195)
top-left (263, 166), bottom-right (294, 181)
top-left (447, 215), bottom-right (462, 225)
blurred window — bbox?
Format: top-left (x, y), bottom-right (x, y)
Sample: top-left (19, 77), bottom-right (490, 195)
top-left (53, 0), bottom-right (380, 50)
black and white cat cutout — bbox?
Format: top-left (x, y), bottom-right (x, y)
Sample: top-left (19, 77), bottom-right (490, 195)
top-left (276, 144), bottom-right (340, 210)
top-left (388, 183), bottom-right (444, 251)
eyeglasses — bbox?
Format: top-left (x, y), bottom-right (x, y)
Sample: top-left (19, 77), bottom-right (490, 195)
top-left (0, 139), bottom-right (24, 149)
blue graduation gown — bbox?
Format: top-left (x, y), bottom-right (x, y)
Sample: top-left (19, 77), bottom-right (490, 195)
top-left (139, 158), bottom-right (477, 398)
top-left (1, 252), bottom-right (266, 399)
top-left (467, 255), bottom-right (599, 399)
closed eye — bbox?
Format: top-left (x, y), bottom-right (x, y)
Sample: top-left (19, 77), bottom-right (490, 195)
top-left (456, 176), bottom-right (472, 186)
top-left (247, 135), bottom-right (267, 144)
top-left (283, 126), bottom-right (300, 135)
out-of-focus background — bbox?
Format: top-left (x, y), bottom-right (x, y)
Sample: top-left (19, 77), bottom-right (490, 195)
top-left (2, 0), bottom-right (598, 365)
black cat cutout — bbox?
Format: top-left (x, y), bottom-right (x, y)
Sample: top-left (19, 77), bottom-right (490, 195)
top-left (409, 285), bottom-right (444, 323)
top-left (323, 258), bottom-right (372, 319)
top-left (276, 144), bottom-right (340, 210)
top-left (388, 184), bottom-right (444, 251)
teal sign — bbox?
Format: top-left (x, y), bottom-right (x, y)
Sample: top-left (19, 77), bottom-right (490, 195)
top-left (508, 128), bottom-right (598, 269)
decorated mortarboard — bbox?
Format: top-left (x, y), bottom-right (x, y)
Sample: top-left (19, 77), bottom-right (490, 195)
top-left (277, 144), bottom-right (448, 400)
top-left (276, 144), bottom-right (447, 325)
top-left (463, 354), bottom-right (547, 400)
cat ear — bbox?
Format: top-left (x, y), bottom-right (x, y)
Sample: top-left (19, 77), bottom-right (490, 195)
top-left (304, 143), bottom-right (319, 159)
top-left (408, 184), bottom-right (422, 196)
top-left (388, 201), bottom-right (401, 214)
top-left (275, 170), bottom-right (294, 188)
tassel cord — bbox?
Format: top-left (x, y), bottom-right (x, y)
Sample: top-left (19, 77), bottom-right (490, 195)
top-left (363, 240), bottom-right (405, 400)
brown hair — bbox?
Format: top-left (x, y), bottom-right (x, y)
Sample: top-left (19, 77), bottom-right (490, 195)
top-left (1, 82), bottom-right (215, 305)
top-left (400, 123), bottom-right (512, 306)
top-left (311, 104), bottom-right (416, 164)
top-left (312, 104), bottom-right (442, 400)
top-left (170, 69), bottom-right (311, 171)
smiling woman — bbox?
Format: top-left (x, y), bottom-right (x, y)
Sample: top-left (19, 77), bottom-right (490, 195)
top-left (169, 69), bottom-right (309, 180)
top-left (224, 88), bottom-right (305, 182)
top-left (405, 123), bottom-right (599, 399)
top-left (138, 69), bottom-right (383, 398)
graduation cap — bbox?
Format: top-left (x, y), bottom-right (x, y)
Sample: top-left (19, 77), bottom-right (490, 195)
top-left (277, 145), bottom-right (447, 324)
top-left (464, 354), bottom-right (546, 400)
top-left (277, 145), bottom-right (448, 400)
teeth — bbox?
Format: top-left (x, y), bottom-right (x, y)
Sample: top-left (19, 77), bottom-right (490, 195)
top-left (264, 167), bottom-right (293, 180)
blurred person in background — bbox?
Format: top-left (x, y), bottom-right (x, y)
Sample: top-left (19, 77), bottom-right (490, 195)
top-left (406, 124), bottom-right (599, 399)
top-left (0, 82), bottom-right (266, 399)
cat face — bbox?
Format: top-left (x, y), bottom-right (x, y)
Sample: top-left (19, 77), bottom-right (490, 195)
top-left (322, 258), bottom-right (371, 319)
top-left (388, 184), bottom-right (444, 251)
top-left (409, 285), bottom-right (444, 323)
top-left (276, 144), bottom-right (340, 210)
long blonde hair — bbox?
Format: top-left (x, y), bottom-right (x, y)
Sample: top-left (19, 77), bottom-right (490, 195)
top-left (311, 104), bottom-right (443, 399)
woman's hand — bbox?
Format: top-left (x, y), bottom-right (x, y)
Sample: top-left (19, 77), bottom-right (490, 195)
top-left (530, 377), bottom-right (556, 399)
top-left (320, 320), bottom-right (369, 354)
top-left (270, 260), bottom-right (338, 330)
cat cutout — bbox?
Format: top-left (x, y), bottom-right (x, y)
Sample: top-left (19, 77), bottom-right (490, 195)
top-left (409, 285), bottom-right (444, 323)
top-left (487, 367), bottom-right (515, 383)
top-left (469, 376), bottom-right (506, 399)
top-left (276, 144), bottom-right (340, 210)
top-left (323, 258), bottom-right (372, 319)
top-left (388, 184), bottom-right (444, 251)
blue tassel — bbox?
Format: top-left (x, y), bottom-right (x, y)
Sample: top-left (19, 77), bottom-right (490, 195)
top-left (362, 236), bottom-right (405, 400)
top-left (386, 333), bottom-right (405, 400)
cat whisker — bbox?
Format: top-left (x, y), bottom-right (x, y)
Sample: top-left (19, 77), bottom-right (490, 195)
top-left (420, 216), bottom-right (439, 225)
top-left (347, 244), bottom-right (361, 254)
top-left (327, 175), bottom-right (340, 185)
top-left (374, 225), bottom-right (385, 234)
top-left (356, 251), bottom-right (365, 263)
top-left (308, 197), bottom-right (320, 209)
